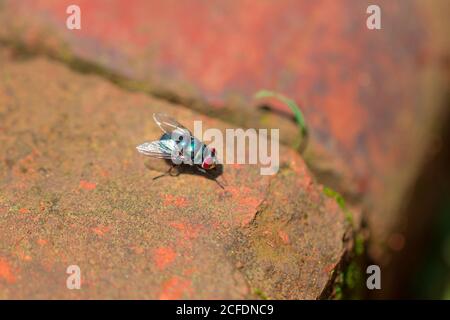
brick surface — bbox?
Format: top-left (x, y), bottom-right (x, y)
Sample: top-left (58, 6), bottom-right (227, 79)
top-left (0, 53), bottom-right (350, 299)
top-left (1, 1), bottom-right (448, 257)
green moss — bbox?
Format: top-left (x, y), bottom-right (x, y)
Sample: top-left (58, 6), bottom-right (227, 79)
top-left (333, 273), bottom-right (344, 300)
top-left (323, 186), bottom-right (354, 226)
top-left (253, 288), bottom-right (269, 300)
top-left (334, 286), bottom-right (343, 300)
top-left (354, 234), bottom-right (365, 256)
top-left (344, 261), bottom-right (362, 290)
top-left (332, 261), bottom-right (364, 300)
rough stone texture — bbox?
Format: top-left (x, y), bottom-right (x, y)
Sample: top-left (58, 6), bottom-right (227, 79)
top-left (0, 53), bottom-right (350, 299)
top-left (1, 1), bottom-right (449, 265)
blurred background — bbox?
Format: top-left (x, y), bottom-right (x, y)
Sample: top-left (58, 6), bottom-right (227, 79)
top-left (0, 0), bottom-right (449, 299)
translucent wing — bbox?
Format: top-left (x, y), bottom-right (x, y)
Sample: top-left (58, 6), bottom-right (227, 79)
top-left (136, 140), bottom-right (181, 160)
top-left (153, 113), bottom-right (191, 136)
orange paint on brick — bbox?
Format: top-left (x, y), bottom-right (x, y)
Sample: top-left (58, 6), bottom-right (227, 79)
top-left (183, 268), bottom-right (196, 276)
top-left (324, 263), bottom-right (336, 274)
top-left (0, 258), bottom-right (16, 284)
top-left (37, 239), bottom-right (48, 246)
top-left (169, 222), bottom-right (200, 240)
top-left (278, 230), bottom-right (290, 245)
top-left (153, 247), bottom-right (176, 270)
top-left (18, 208), bottom-right (30, 214)
top-left (162, 194), bottom-right (189, 208)
top-left (223, 185), bottom-right (265, 226)
top-left (238, 197), bottom-right (263, 226)
top-left (159, 276), bottom-right (192, 300)
top-left (92, 225), bottom-right (110, 236)
top-left (239, 196), bottom-right (261, 208)
top-left (79, 180), bottom-right (96, 190)
top-left (17, 251), bottom-right (32, 262)
top-left (239, 212), bottom-right (256, 226)
top-left (99, 168), bottom-right (110, 178)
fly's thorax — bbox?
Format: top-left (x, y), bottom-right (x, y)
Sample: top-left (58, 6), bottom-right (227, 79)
top-left (166, 132), bottom-right (204, 166)
top-left (191, 138), bottom-right (205, 165)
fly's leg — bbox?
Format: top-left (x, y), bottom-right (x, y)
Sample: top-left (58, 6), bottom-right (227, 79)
top-left (153, 165), bottom-right (180, 181)
top-left (213, 177), bottom-right (226, 189)
top-left (197, 167), bottom-right (225, 189)
top-left (219, 173), bottom-right (228, 188)
top-left (169, 165), bottom-right (181, 177)
top-left (152, 170), bottom-right (169, 181)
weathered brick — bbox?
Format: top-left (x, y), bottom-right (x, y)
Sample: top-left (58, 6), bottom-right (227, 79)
top-left (0, 53), bottom-right (350, 299)
top-left (1, 0), bottom-right (449, 297)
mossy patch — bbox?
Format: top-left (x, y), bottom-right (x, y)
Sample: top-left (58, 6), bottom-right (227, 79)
top-left (323, 186), bottom-right (354, 226)
top-left (253, 288), bottom-right (269, 300)
top-left (354, 234), bottom-right (365, 256)
top-left (332, 261), bottom-right (364, 300)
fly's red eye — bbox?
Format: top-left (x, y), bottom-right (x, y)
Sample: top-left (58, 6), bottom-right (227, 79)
top-left (202, 156), bottom-right (214, 169)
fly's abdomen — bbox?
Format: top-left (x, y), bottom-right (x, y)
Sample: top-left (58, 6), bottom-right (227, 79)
top-left (161, 133), bottom-right (204, 166)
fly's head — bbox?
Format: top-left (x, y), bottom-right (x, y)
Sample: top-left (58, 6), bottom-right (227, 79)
top-left (201, 147), bottom-right (217, 170)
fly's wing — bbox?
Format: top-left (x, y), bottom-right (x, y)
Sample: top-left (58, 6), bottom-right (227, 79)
top-left (136, 140), bottom-right (174, 159)
top-left (153, 113), bottom-right (191, 140)
top-left (136, 140), bottom-right (186, 164)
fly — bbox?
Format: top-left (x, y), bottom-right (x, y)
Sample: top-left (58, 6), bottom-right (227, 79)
top-left (136, 113), bottom-right (224, 188)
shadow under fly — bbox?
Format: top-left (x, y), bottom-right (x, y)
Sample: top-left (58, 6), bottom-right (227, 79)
top-left (151, 161), bottom-right (226, 189)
